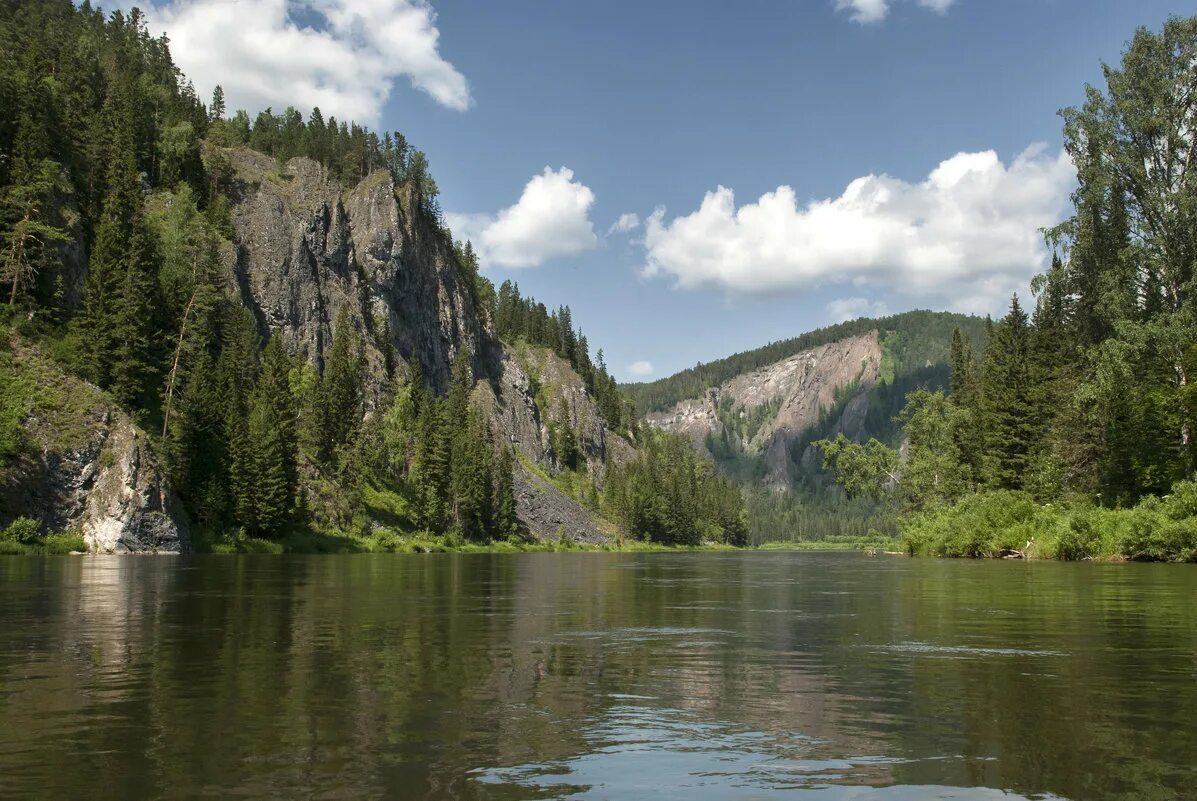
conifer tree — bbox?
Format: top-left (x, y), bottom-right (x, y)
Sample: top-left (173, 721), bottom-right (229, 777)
top-left (979, 296), bottom-right (1036, 489)
top-left (494, 445), bottom-right (519, 540)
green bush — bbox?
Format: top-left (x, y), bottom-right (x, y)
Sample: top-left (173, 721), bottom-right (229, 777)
top-left (0, 519), bottom-right (86, 554)
top-left (901, 482), bottom-right (1197, 562)
top-left (1, 517), bottom-right (41, 545)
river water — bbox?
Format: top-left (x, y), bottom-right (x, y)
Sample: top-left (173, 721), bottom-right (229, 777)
top-left (0, 552), bottom-right (1193, 800)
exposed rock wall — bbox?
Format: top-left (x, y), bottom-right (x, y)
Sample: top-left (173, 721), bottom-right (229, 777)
top-left (227, 150), bottom-right (484, 400)
top-left (645, 332), bottom-right (883, 486)
top-left (476, 344), bottom-right (636, 542)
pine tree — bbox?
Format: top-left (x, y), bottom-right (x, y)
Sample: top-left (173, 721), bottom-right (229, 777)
top-left (979, 296), bottom-right (1036, 489)
top-left (209, 85), bottom-right (225, 122)
top-left (411, 395), bottom-right (450, 531)
top-left (494, 445), bottom-right (519, 540)
top-left (1, 159), bottom-right (69, 308)
top-left (245, 334), bottom-right (298, 535)
top-left (78, 138), bottom-right (161, 408)
top-left (315, 308), bottom-right (364, 462)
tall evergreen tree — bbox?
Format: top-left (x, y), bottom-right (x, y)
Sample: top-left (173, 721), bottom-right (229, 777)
top-left (979, 297), bottom-right (1036, 490)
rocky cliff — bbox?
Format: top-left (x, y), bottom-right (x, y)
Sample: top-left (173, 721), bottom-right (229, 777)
top-left (477, 344), bottom-right (633, 541)
top-left (646, 332), bottom-right (883, 486)
top-left (225, 150), bottom-right (626, 542)
top-left (0, 337), bottom-right (190, 553)
top-left (226, 149), bottom-right (485, 400)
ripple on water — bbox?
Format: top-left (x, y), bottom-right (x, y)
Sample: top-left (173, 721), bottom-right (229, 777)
top-left (473, 701), bottom-right (1072, 800)
top-left (864, 642), bottom-right (1067, 658)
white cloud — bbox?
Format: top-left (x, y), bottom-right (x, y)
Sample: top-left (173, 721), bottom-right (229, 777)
top-left (627, 360), bottom-right (655, 378)
top-left (835, 0), bottom-right (890, 23)
top-left (141, 0), bottom-right (471, 125)
top-left (834, 0), bottom-right (956, 24)
top-left (641, 145), bottom-right (1075, 314)
top-left (827, 297), bottom-right (889, 323)
top-left (446, 167), bottom-right (598, 269)
top-left (607, 213), bottom-right (641, 235)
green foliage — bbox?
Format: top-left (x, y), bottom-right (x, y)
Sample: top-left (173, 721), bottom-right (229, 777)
top-left (902, 482), bottom-right (1197, 562)
top-left (604, 429), bottom-right (748, 546)
top-left (0, 518), bottom-right (84, 554)
top-left (496, 280), bottom-right (633, 434)
top-left (0, 344), bottom-right (33, 465)
top-left (815, 434), bottom-right (899, 501)
top-left (1, 516), bottom-right (40, 545)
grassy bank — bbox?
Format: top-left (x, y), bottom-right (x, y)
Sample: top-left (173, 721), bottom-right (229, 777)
top-left (902, 482), bottom-right (1197, 562)
top-left (190, 525), bottom-right (752, 555)
top-left (0, 518), bottom-right (86, 555)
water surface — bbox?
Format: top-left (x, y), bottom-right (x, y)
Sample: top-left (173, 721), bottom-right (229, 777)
top-left (1, 552), bottom-right (1194, 800)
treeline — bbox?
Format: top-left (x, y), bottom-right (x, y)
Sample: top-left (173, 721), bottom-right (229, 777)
top-left (495, 280), bottom-right (635, 433)
top-left (604, 429), bottom-right (748, 546)
top-left (819, 17), bottom-right (1197, 560)
top-left (206, 103), bottom-right (442, 212)
top-left (623, 310), bottom-right (986, 413)
top-left (744, 490), bottom-right (896, 545)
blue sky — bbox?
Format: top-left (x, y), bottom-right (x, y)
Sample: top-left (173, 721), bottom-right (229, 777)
top-left (136, 0), bottom-right (1193, 380)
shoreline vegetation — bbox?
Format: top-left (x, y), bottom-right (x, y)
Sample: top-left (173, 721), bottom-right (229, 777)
top-left (0, 515), bottom-right (896, 555)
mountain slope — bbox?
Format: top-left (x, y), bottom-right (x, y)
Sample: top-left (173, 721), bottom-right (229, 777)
top-left (630, 311), bottom-right (988, 537)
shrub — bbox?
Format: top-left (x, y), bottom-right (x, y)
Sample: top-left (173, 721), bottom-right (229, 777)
top-left (1, 517), bottom-right (41, 545)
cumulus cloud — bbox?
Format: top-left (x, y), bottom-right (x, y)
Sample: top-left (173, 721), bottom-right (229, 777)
top-left (445, 167), bottom-right (598, 269)
top-left (827, 297), bottom-right (889, 323)
top-left (141, 0), bottom-right (471, 125)
top-left (641, 145), bottom-right (1074, 313)
top-left (835, 0), bottom-right (955, 24)
top-left (627, 360), bottom-right (655, 378)
top-left (607, 213), bottom-right (641, 235)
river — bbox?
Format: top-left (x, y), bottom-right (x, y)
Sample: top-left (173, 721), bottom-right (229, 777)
top-left (0, 551), bottom-right (1193, 800)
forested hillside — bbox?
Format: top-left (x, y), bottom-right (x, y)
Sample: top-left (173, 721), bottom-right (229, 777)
top-left (819, 17), bottom-right (1197, 561)
top-left (0, 0), bottom-right (746, 552)
top-left (634, 311), bottom-right (986, 542)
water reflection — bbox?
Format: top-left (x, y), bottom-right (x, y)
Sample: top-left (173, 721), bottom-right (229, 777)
top-left (0, 552), bottom-right (1193, 800)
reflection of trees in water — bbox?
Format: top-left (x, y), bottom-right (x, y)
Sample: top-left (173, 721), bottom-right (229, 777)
top-left (0, 555), bottom-right (1195, 800)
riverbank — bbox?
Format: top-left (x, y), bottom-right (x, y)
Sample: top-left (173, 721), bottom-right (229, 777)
top-left (901, 483), bottom-right (1197, 562)
top-left (2, 514), bottom-right (899, 555)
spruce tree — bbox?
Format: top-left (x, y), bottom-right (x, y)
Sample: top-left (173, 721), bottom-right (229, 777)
top-left (494, 445), bottom-right (519, 540)
top-left (979, 296), bottom-right (1036, 489)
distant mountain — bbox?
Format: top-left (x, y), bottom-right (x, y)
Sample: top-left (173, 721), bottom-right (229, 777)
top-left (625, 311), bottom-right (989, 540)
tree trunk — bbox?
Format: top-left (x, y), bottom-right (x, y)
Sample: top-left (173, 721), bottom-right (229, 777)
top-left (161, 284), bottom-right (199, 438)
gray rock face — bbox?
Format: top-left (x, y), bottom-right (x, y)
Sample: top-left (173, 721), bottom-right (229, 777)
top-left (512, 467), bottom-right (609, 544)
top-left (227, 150), bottom-right (484, 399)
top-left (225, 152), bottom-right (624, 542)
top-left (475, 344), bottom-right (636, 542)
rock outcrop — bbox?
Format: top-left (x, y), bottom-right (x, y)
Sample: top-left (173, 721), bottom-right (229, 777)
top-left (0, 338), bottom-right (189, 553)
top-left (227, 150), bottom-right (484, 400)
top-left (646, 332), bottom-right (883, 486)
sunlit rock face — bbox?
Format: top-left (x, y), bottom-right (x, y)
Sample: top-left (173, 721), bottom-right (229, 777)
top-left (226, 149), bottom-right (485, 402)
top-left (0, 340), bottom-right (189, 553)
top-left (646, 332), bottom-right (883, 487)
